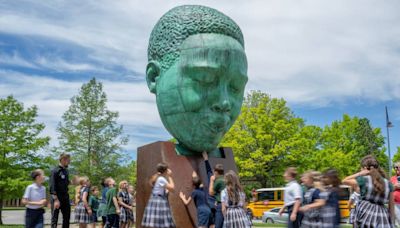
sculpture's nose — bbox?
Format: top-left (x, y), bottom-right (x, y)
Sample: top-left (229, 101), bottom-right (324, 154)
top-left (211, 86), bottom-right (232, 113)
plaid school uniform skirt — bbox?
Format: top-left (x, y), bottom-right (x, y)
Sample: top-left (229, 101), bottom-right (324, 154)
top-left (320, 205), bottom-right (339, 228)
top-left (141, 194), bottom-right (175, 228)
top-left (348, 208), bottom-right (356, 224)
top-left (120, 207), bottom-right (134, 223)
top-left (222, 206), bottom-right (251, 228)
top-left (301, 209), bottom-right (321, 228)
top-left (354, 200), bottom-right (393, 228)
top-left (74, 202), bottom-right (93, 224)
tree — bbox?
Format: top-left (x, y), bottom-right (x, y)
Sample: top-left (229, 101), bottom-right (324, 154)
top-left (220, 91), bottom-right (317, 187)
top-left (116, 160), bottom-right (137, 187)
top-left (393, 147), bottom-right (400, 164)
top-left (221, 91), bottom-right (389, 188)
top-left (57, 78), bottom-right (128, 186)
top-left (0, 96), bottom-right (49, 224)
top-left (307, 115), bottom-right (388, 177)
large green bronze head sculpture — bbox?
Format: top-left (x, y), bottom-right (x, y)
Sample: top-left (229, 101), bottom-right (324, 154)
top-left (146, 5), bottom-right (248, 156)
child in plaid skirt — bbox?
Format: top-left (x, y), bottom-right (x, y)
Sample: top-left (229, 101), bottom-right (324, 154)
top-left (347, 191), bottom-right (360, 226)
top-left (299, 171), bottom-right (324, 228)
top-left (141, 162), bottom-right (176, 228)
top-left (319, 169), bottom-right (341, 228)
top-left (343, 155), bottom-right (394, 228)
top-left (74, 176), bottom-right (94, 226)
top-left (128, 185), bottom-right (135, 227)
top-left (118, 180), bottom-right (134, 228)
top-left (221, 170), bottom-right (251, 228)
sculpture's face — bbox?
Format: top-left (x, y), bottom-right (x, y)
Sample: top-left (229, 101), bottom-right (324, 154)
top-left (154, 33), bottom-right (248, 154)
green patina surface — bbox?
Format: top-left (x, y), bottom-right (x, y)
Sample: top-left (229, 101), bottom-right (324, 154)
top-left (146, 5), bottom-right (248, 156)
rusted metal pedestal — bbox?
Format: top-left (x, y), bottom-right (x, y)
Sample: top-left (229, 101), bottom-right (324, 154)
top-left (136, 141), bottom-right (237, 228)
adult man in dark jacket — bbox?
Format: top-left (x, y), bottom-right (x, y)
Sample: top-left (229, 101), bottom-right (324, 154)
top-left (49, 153), bottom-right (71, 228)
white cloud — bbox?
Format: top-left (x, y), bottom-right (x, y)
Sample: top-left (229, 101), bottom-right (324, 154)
top-left (1, 0), bottom-right (400, 153)
top-left (0, 71), bottom-right (170, 152)
top-left (0, 51), bottom-right (38, 68)
top-left (34, 56), bottom-right (102, 72)
top-left (1, 0), bottom-right (399, 106)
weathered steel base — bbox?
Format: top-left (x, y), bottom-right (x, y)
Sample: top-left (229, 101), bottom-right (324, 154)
top-left (136, 141), bottom-right (237, 228)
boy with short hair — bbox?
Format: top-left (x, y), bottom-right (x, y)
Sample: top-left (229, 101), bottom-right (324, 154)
top-left (203, 152), bottom-right (225, 228)
top-left (105, 178), bottom-right (120, 228)
top-left (279, 167), bottom-right (303, 228)
top-left (89, 186), bottom-right (100, 228)
top-left (22, 169), bottom-right (47, 228)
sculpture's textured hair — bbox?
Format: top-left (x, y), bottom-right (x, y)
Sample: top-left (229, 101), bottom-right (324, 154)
top-left (148, 5), bottom-right (244, 72)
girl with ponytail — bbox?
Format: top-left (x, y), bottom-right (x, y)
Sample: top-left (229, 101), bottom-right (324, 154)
top-left (343, 155), bottom-right (394, 227)
top-left (142, 162), bottom-right (176, 228)
top-left (220, 170), bottom-right (251, 228)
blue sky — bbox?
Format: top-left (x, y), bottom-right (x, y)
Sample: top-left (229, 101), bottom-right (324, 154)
top-left (1, 0), bottom-right (400, 161)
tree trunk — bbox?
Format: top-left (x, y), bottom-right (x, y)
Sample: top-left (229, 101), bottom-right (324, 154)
top-left (0, 198), bottom-right (3, 225)
top-left (87, 113), bottom-right (93, 178)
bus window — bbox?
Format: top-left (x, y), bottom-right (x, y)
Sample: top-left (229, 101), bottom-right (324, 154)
top-left (277, 190), bottom-right (282, 200)
top-left (258, 191), bottom-right (274, 201)
top-left (339, 187), bottom-right (350, 201)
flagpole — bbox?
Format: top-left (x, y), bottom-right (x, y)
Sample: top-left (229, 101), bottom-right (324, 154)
top-left (386, 106), bottom-right (392, 177)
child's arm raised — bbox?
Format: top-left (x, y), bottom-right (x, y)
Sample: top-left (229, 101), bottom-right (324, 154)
top-left (179, 192), bottom-right (192, 205)
top-left (165, 169), bottom-right (175, 192)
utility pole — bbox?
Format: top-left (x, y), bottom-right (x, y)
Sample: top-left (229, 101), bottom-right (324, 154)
top-left (386, 106), bottom-right (394, 177)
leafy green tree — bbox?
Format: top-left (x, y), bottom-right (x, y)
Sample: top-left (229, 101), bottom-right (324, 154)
top-left (116, 160), bottom-right (137, 187)
top-left (221, 91), bottom-right (388, 187)
top-left (392, 147), bottom-right (400, 168)
top-left (221, 91), bottom-right (316, 187)
top-left (0, 96), bottom-right (49, 224)
top-left (57, 78), bottom-right (128, 186)
top-left (307, 115), bottom-right (388, 178)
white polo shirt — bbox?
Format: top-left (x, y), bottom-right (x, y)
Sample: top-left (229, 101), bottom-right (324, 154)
top-left (284, 180), bottom-right (302, 207)
top-left (23, 183), bottom-right (46, 209)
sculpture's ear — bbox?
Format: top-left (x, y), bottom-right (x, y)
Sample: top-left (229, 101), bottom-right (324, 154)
top-left (146, 61), bottom-right (161, 94)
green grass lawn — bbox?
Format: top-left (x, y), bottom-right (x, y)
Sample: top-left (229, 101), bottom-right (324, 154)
top-left (0, 226), bottom-right (24, 228)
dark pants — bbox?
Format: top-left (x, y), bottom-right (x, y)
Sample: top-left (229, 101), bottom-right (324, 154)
top-left (25, 208), bottom-right (44, 228)
top-left (51, 195), bottom-right (71, 228)
top-left (215, 203), bottom-right (224, 228)
top-left (205, 160), bottom-right (216, 226)
top-left (287, 205), bottom-right (302, 228)
top-left (102, 216), bottom-right (107, 225)
top-left (92, 211), bottom-right (98, 223)
top-left (106, 214), bottom-right (119, 228)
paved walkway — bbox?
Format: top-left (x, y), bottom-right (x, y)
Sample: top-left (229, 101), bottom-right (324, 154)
top-left (3, 209), bottom-right (261, 227)
top-left (2, 209), bottom-right (75, 225)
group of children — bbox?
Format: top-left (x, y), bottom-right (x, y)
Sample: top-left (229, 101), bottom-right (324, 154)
top-left (141, 152), bottom-right (252, 228)
top-left (282, 155), bottom-right (394, 228)
top-left (73, 176), bottom-right (136, 228)
top-left (21, 153), bottom-right (394, 228)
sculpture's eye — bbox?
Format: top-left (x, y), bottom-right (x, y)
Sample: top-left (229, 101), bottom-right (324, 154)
top-left (229, 82), bottom-right (240, 93)
top-left (229, 75), bottom-right (247, 94)
top-left (187, 67), bottom-right (217, 85)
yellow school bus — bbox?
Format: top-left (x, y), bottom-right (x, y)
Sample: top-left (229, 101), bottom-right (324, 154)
top-left (246, 186), bottom-right (351, 219)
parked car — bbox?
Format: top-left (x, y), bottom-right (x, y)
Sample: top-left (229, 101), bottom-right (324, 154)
top-left (261, 207), bottom-right (288, 224)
